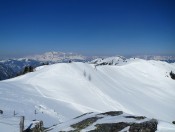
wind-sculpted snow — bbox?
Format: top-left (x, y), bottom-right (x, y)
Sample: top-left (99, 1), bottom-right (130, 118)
top-left (0, 59), bottom-right (175, 131)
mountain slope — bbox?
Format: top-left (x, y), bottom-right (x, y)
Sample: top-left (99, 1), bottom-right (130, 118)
top-left (0, 51), bottom-right (87, 81)
top-left (0, 64), bottom-right (15, 80)
top-left (0, 58), bottom-right (41, 80)
top-left (0, 59), bottom-right (175, 131)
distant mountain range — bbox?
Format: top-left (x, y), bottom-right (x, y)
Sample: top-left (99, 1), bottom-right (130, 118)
top-left (0, 63), bottom-right (15, 80)
top-left (0, 51), bottom-right (175, 81)
top-left (0, 59), bottom-right (41, 80)
top-left (0, 52), bottom-right (89, 81)
top-left (132, 55), bottom-right (175, 63)
top-left (26, 51), bottom-right (87, 62)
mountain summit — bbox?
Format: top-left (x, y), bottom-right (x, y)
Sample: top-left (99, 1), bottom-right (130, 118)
top-left (27, 51), bottom-right (86, 62)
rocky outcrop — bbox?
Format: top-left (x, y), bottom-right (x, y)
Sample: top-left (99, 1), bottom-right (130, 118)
top-left (71, 117), bottom-right (102, 131)
top-left (92, 119), bottom-right (157, 132)
top-left (170, 71), bottom-right (175, 80)
top-left (59, 111), bottom-right (158, 132)
top-left (98, 111), bottom-right (123, 116)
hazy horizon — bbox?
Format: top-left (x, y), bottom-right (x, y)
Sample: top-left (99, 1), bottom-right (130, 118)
top-left (0, 50), bottom-right (175, 60)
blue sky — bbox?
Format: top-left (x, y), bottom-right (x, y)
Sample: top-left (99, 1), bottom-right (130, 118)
top-left (0, 0), bottom-right (175, 58)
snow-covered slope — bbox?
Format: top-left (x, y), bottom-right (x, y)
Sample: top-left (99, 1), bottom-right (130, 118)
top-left (0, 59), bottom-right (175, 131)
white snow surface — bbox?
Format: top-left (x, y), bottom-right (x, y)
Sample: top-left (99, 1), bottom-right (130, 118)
top-left (0, 58), bottom-right (175, 131)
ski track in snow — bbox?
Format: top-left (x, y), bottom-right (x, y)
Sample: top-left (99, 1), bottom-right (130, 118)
top-left (32, 82), bottom-right (101, 113)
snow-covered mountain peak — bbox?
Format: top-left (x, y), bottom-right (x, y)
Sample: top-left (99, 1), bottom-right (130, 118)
top-left (91, 56), bottom-right (129, 66)
top-left (27, 51), bottom-right (86, 62)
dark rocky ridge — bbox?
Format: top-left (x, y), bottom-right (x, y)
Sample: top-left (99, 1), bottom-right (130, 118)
top-left (60, 111), bottom-right (158, 132)
top-left (91, 119), bottom-right (157, 132)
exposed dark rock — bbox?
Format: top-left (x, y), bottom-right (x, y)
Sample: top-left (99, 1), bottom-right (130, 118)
top-left (98, 111), bottom-right (123, 116)
top-left (125, 115), bottom-right (146, 120)
top-left (90, 119), bottom-right (157, 132)
top-left (90, 122), bottom-right (129, 132)
top-left (74, 112), bottom-right (93, 119)
top-left (0, 110), bottom-right (3, 114)
top-left (62, 111), bottom-right (157, 132)
top-left (71, 117), bottom-right (102, 131)
top-left (129, 119), bottom-right (158, 132)
top-left (170, 71), bottom-right (175, 80)
top-left (96, 62), bottom-right (108, 66)
top-left (172, 121), bottom-right (175, 124)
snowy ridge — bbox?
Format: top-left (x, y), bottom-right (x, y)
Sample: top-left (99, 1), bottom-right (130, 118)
top-left (91, 56), bottom-right (126, 65)
top-left (0, 58), bottom-right (175, 131)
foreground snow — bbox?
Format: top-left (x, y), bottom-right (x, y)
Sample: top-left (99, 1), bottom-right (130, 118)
top-left (0, 58), bottom-right (175, 131)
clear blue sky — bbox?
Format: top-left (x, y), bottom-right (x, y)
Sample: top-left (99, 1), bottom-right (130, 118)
top-left (0, 0), bottom-right (175, 58)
